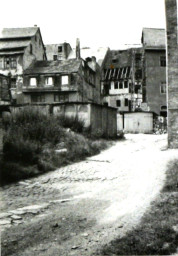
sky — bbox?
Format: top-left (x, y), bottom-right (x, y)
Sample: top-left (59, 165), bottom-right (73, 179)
top-left (0, 0), bottom-right (166, 49)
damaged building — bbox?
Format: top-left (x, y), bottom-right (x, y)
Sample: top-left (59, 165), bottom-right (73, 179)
top-left (101, 47), bottom-right (143, 112)
top-left (0, 27), bottom-right (46, 104)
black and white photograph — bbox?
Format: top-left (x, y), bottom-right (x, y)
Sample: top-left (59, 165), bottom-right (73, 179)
top-left (0, 0), bottom-right (178, 255)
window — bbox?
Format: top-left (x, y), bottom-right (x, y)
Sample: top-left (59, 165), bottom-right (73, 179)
top-left (160, 82), bottom-right (166, 94)
top-left (125, 98), bottom-right (128, 107)
top-left (10, 57), bottom-right (17, 68)
top-left (30, 44), bottom-right (33, 54)
top-left (114, 82), bottom-right (118, 89)
top-left (53, 55), bottom-right (57, 60)
top-left (112, 59), bottom-right (117, 63)
top-left (160, 56), bottom-right (166, 67)
top-left (30, 77), bottom-right (37, 86)
top-left (11, 78), bottom-right (16, 88)
top-left (104, 102), bottom-right (108, 106)
top-left (124, 80), bottom-right (128, 88)
top-left (119, 82), bottom-right (123, 89)
top-left (45, 77), bottom-right (53, 86)
top-left (116, 100), bottom-right (121, 107)
top-left (4, 57), bottom-right (10, 69)
top-left (61, 75), bottom-right (69, 85)
top-left (58, 46), bottom-right (62, 53)
top-left (54, 94), bottom-right (69, 102)
top-left (31, 94), bottom-right (45, 103)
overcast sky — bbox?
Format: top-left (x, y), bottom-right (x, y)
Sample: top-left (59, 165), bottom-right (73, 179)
top-left (0, 0), bottom-right (166, 49)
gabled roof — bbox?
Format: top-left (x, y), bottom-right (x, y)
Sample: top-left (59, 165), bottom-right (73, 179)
top-left (24, 59), bottom-right (82, 75)
top-left (0, 27), bottom-right (38, 39)
top-left (142, 28), bottom-right (166, 49)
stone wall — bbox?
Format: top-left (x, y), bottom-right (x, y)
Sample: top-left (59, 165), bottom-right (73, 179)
top-left (165, 0), bottom-right (178, 148)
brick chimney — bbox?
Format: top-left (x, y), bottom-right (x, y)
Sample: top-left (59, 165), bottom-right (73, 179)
top-left (76, 38), bottom-right (81, 59)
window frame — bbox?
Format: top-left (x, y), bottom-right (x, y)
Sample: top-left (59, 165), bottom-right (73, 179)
top-left (45, 77), bottom-right (53, 87)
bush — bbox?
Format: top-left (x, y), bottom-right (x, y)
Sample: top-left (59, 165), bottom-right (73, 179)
top-left (0, 107), bottom-right (110, 184)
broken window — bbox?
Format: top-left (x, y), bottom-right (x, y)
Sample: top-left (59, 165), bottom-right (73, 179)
top-left (160, 82), bottom-right (166, 94)
top-left (53, 55), bottom-right (57, 60)
top-left (124, 81), bottom-right (128, 88)
top-left (116, 100), bottom-right (121, 107)
top-left (58, 46), bottom-right (62, 53)
top-left (160, 56), bottom-right (166, 67)
top-left (30, 77), bottom-right (37, 87)
top-left (119, 81), bottom-right (123, 89)
top-left (114, 82), bottom-right (118, 89)
top-left (45, 77), bottom-right (53, 86)
top-left (125, 98), bottom-right (128, 107)
top-left (61, 75), bottom-right (69, 85)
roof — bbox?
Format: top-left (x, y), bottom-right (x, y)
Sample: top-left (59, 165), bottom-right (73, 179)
top-left (0, 39), bottom-right (31, 51)
top-left (142, 28), bottom-right (166, 49)
top-left (24, 59), bottom-right (82, 75)
top-left (0, 27), bottom-right (38, 39)
top-left (68, 47), bottom-right (109, 66)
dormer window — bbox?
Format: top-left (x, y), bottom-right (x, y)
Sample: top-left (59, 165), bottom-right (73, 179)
top-left (45, 77), bottom-right (53, 86)
top-left (30, 77), bottom-right (37, 87)
top-left (61, 75), bottom-right (69, 85)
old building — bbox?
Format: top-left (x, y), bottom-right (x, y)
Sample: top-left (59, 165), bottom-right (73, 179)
top-left (141, 28), bottom-right (167, 116)
top-left (23, 57), bottom-right (101, 104)
top-left (165, 0), bottom-right (178, 148)
top-left (0, 27), bottom-right (46, 103)
top-left (45, 43), bottom-right (72, 61)
top-left (101, 47), bottom-right (143, 112)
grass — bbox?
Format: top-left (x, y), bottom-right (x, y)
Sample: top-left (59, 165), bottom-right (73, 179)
top-left (0, 107), bottom-right (115, 185)
top-left (99, 159), bottom-right (178, 255)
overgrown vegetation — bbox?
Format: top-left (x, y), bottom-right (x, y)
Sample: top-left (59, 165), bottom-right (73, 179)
top-left (0, 107), bottom-right (113, 185)
top-left (99, 159), bottom-right (178, 255)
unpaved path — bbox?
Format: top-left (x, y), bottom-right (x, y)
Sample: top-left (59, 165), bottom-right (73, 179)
top-left (1, 134), bottom-right (178, 256)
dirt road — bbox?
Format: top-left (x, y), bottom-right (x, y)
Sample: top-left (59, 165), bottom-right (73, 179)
top-left (1, 134), bottom-right (178, 256)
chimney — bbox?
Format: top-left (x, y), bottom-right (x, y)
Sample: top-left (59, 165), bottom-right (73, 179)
top-left (76, 38), bottom-right (81, 59)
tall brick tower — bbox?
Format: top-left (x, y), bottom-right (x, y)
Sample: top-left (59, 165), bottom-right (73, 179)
top-left (165, 0), bottom-right (178, 148)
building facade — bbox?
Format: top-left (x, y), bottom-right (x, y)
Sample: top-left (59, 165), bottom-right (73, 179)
top-left (45, 43), bottom-right (72, 61)
top-left (0, 27), bottom-right (46, 103)
top-left (23, 58), bottom-right (101, 105)
top-left (101, 47), bottom-right (143, 112)
top-left (165, 0), bottom-right (178, 148)
top-left (142, 28), bottom-right (167, 116)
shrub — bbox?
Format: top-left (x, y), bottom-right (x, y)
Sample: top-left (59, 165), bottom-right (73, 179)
top-left (58, 114), bottom-right (85, 133)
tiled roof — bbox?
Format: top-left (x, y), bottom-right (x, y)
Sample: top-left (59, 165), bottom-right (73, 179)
top-left (0, 40), bottom-right (31, 51)
top-left (24, 59), bottom-right (82, 75)
top-left (142, 28), bottom-right (166, 48)
top-left (0, 27), bottom-right (38, 39)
